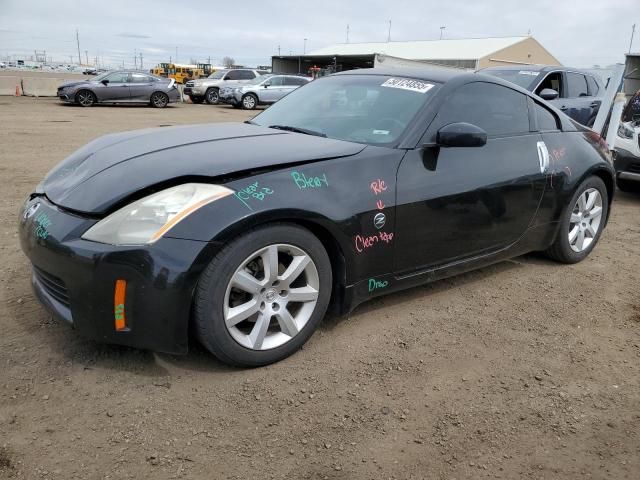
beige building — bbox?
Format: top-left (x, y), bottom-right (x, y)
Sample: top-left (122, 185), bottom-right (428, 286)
top-left (272, 36), bottom-right (561, 74)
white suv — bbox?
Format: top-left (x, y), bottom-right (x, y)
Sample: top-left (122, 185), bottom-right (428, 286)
top-left (614, 91), bottom-right (640, 192)
top-left (184, 69), bottom-right (269, 104)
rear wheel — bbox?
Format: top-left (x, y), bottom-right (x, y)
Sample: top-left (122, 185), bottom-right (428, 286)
top-left (76, 89), bottom-right (95, 107)
top-left (150, 91), bottom-right (169, 108)
top-left (241, 93), bottom-right (258, 110)
top-left (545, 176), bottom-right (608, 263)
top-left (205, 88), bottom-right (219, 105)
top-left (194, 224), bottom-right (332, 367)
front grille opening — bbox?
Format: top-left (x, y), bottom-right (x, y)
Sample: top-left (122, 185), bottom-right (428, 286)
top-left (33, 266), bottom-right (70, 308)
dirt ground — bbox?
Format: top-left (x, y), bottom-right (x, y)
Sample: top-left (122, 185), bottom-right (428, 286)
top-left (0, 96), bottom-right (638, 480)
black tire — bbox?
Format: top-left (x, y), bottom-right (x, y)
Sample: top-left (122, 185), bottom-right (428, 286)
top-left (241, 93), bottom-right (258, 110)
top-left (545, 176), bottom-right (608, 264)
top-left (190, 96), bottom-right (204, 104)
top-left (150, 91), bottom-right (169, 108)
top-left (616, 178), bottom-right (640, 193)
top-left (194, 224), bottom-right (332, 367)
top-left (232, 102), bottom-right (242, 109)
top-left (205, 88), bottom-right (220, 105)
top-left (75, 89), bottom-right (96, 107)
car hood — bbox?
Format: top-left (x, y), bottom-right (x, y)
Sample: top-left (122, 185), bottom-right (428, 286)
top-left (42, 122), bottom-right (366, 214)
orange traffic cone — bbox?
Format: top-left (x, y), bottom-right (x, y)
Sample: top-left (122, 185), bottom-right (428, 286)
top-left (15, 84), bottom-right (21, 96)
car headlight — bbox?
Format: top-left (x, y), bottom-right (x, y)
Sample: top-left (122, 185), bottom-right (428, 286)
top-left (617, 123), bottom-right (634, 139)
top-left (82, 183), bottom-right (233, 245)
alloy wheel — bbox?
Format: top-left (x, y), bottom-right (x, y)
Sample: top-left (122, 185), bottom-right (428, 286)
top-left (223, 244), bottom-right (320, 350)
top-left (207, 89), bottom-right (219, 104)
top-left (242, 95), bottom-right (256, 109)
top-left (77, 91), bottom-right (94, 106)
top-left (568, 188), bottom-right (603, 253)
top-left (152, 92), bottom-right (168, 108)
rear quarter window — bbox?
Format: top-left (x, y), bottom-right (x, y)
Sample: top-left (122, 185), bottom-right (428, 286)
top-left (535, 102), bottom-right (559, 131)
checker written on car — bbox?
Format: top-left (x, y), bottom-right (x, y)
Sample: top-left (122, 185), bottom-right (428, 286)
top-left (219, 74), bottom-right (311, 109)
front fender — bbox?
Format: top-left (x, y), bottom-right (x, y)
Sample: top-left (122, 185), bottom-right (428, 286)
top-left (165, 147), bottom-right (405, 286)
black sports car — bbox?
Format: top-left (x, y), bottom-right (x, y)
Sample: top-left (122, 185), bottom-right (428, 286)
top-left (19, 68), bottom-right (615, 366)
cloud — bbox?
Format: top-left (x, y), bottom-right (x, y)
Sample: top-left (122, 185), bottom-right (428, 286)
top-left (116, 32), bottom-right (151, 39)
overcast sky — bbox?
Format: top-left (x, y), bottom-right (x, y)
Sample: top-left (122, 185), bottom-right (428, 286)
top-left (0, 0), bottom-right (637, 68)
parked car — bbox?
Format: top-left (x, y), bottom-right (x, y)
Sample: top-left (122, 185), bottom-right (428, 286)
top-left (481, 66), bottom-right (604, 127)
top-left (219, 74), bottom-right (311, 109)
top-left (20, 68), bottom-right (614, 367)
top-left (614, 89), bottom-right (640, 191)
top-left (183, 68), bottom-right (269, 104)
top-left (56, 70), bottom-right (180, 108)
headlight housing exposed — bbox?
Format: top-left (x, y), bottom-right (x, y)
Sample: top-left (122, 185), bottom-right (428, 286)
top-left (617, 123), bottom-right (634, 139)
top-left (82, 183), bottom-right (233, 245)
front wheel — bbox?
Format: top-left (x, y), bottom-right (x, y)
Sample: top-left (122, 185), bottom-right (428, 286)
top-left (205, 88), bottom-right (219, 104)
top-left (150, 91), bottom-right (169, 108)
top-left (75, 89), bottom-right (95, 107)
top-left (545, 176), bottom-right (608, 263)
top-left (241, 93), bottom-right (258, 110)
top-left (194, 224), bottom-right (332, 367)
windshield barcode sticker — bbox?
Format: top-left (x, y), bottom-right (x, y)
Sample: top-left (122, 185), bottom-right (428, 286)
top-left (381, 78), bottom-right (434, 93)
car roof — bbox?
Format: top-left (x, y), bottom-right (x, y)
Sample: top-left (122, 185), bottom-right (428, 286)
top-left (333, 66), bottom-right (462, 83)
top-left (481, 65), bottom-right (596, 75)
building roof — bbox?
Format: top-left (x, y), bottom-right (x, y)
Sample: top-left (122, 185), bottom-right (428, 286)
top-left (307, 36), bottom-right (530, 61)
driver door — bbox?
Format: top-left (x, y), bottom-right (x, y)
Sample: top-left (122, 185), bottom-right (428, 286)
top-left (394, 81), bottom-right (546, 273)
top-left (95, 72), bottom-right (131, 101)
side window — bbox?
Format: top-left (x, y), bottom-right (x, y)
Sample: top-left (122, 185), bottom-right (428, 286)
top-left (130, 73), bottom-right (151, 83)
top-left (225, 70), bottom-right (241, 80)
top-left (535, 72), bottom-right (563, 97)
top-left (242, 70), bottom-right (257, 79)
top-left (535, 102), bottom-right (559, 131)
top-left (269, 76), bottom-right (285, 86)
top-left (285, 77), bottom-right (307, 86)
top-left (566, 73), bottom-right (589, 98)
top-left (435, 82), bottom-right (530, 136)
top-left (586, 75), bottom-right (599, 96)
top-left (105, 72), bottom-right (129, 83)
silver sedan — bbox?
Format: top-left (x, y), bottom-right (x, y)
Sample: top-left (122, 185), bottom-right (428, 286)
top-left (57, 70), bottom-right (180, 108)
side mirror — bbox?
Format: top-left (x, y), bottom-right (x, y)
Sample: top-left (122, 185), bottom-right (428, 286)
top-left (539, 88), bottom-right (559, 101)
top-left (101, 79), bottom-right (109, 85)
top-left (263, 82), bottom-right (270, 88)
top-left (435, 122), bottom-right (487, 148)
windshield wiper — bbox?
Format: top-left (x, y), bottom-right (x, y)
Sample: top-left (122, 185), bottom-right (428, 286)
top-left (268, 125), bottom-right (326, 138)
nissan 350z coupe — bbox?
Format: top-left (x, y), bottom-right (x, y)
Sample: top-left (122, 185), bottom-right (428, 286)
top-left (19, 68), bottom-right (615, 366)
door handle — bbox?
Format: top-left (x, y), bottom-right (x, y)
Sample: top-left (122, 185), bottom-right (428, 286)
top-left (536, 141), bottom-right (550, 174)
top-left (590, 101), bottom-right (600, 108)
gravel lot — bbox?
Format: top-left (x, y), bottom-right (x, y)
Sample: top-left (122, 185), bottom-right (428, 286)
top-left (1, 96), bottom-right (639, 479)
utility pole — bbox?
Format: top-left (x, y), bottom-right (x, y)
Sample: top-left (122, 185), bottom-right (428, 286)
top-left (76, 29), bottom-right (81, 65)
top-left (440, 26), bottom-right (446, 39)
top-left (139, 52), bottom-right (143, 70)
top-left (85, 50), bottom-right (88, 65)
top-left (134, 49), bottom-right (137, 69)
top-left (277, 44), bottom-right (281, 56)
top-left (630, 24), bottom-right (636, 54)
top-left (346, 24), bottom-right (349, 43)
top-left (303, 38), bottom-right (307, 54)
top-left (387, 20), bottom-right (391, 42)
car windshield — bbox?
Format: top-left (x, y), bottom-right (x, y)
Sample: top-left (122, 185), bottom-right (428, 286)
top-left (483, 69), bottom-right (541, 89)
top-left (251, 74), bottom-right (440, 145)
top-left (251, 74), bottom-right (272, 85)
top-left (208, 70), bottom-right (227, 79)
top-left (91, 71), bottom-right (112, 82)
